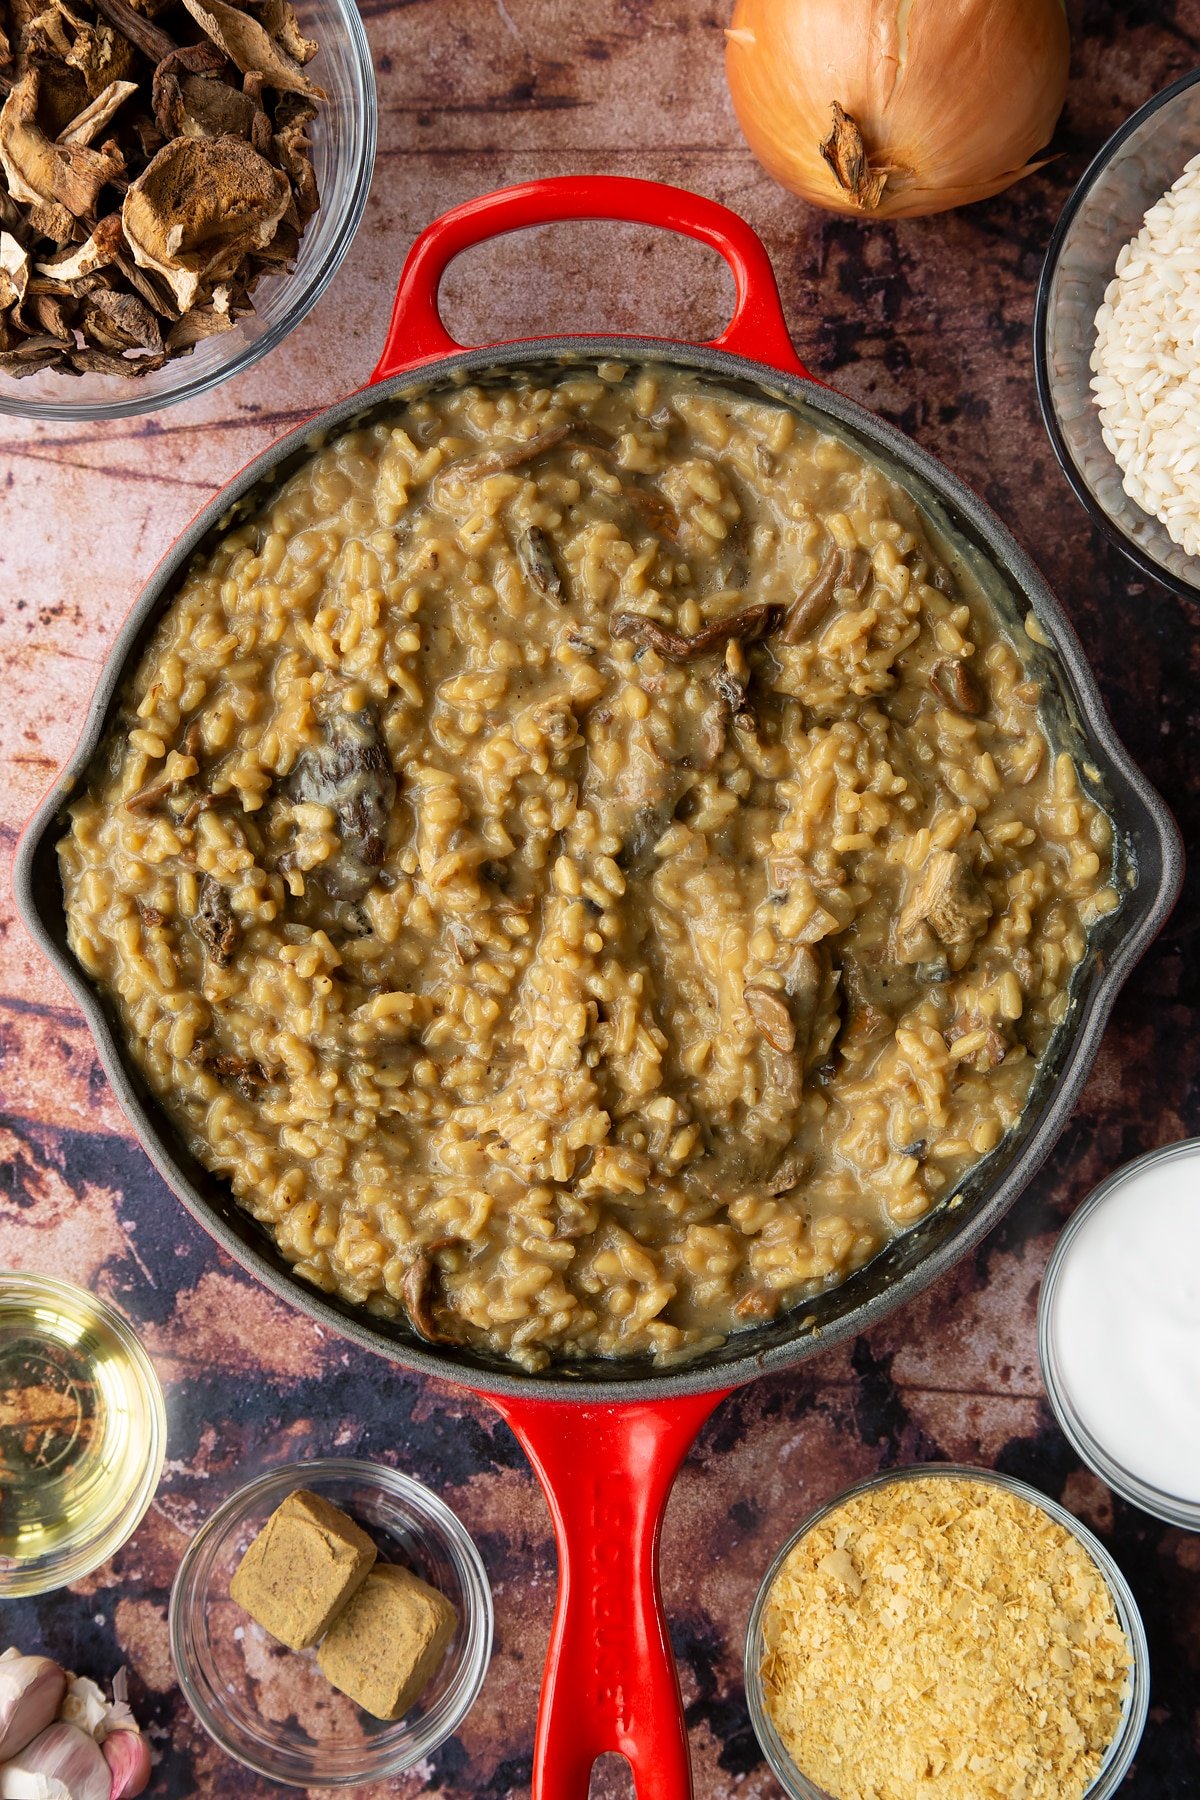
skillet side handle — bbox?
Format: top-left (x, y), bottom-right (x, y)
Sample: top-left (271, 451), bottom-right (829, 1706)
top-left (370, 175), bottom-right (810, 382)
top-left (491, 1390), bottom-right (729, 1800)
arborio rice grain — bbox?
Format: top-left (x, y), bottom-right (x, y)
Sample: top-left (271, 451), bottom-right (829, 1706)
top-left (60, 364), bottom-right (1116, 1370)
top-left (1091, 152), bottom-right (1200, 554)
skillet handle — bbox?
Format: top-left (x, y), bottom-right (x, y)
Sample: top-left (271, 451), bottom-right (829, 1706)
top-left (370, 176), bottom-right (809, 381)
top-left (490, 1390), bottom-right (730, 1800)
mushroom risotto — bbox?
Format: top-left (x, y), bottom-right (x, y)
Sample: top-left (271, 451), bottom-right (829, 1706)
top-left (60, 364), bottom-right (1117, 1368)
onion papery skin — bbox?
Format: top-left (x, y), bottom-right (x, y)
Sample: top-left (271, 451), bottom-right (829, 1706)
top-left (725, 0), bottom-right (1070, 220)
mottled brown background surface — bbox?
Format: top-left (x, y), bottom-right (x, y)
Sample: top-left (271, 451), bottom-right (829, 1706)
top-left (2, 1), bottom-right (1199, 1794)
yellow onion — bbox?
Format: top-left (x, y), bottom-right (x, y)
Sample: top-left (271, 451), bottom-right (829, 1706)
top-left (725, 0), bottom-right (1069, 220)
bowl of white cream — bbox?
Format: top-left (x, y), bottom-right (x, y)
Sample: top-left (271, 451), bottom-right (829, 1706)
top-left (1039, 1138), bottom-right (1200, 1529)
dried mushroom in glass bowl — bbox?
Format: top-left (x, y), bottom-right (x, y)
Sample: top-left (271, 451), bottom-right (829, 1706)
top-left (0, 0), bottom-right (374, 416)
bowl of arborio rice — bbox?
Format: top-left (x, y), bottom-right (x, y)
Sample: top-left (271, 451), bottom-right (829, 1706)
top-left (1035, 66), bottom-right (1200, 599)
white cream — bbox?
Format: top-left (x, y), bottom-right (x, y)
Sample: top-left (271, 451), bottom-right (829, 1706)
top-left (1049, 1143), bottom-right (1200, 1504)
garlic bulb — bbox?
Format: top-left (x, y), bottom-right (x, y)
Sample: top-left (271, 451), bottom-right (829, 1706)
top-left (0, 1721), bottom-right (110, 1800)
top-left (0, 1657), bottom-right (67, 1763)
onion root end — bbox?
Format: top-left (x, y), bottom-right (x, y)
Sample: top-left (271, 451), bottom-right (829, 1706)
top-left (819, 101), bottom-right (895, 211)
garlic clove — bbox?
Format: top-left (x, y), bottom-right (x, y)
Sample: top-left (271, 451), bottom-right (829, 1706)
top-left (101, 1732), bottom-right (151, 1799)
top-left (57, 1679), bottom-right (108, 1742)
top-left (0, 1658), bottom-right (67, 1762)
top-left (0, 1721), bottom-right (111, 1800)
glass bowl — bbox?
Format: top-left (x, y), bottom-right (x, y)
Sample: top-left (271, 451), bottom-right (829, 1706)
top-left (169, 1457), bottom-right (493, 1787)
top-left (1039, 1138), bottom-right (1200, 1531)
top-left (1034, 67), bottom-right (1200, 600)
top-left (0, 0), bottom-right (376, 423)
top-left (0, 1271), bottom-right (166, 1597)
top-left (744, 1463), bottom-right (1150, 1800)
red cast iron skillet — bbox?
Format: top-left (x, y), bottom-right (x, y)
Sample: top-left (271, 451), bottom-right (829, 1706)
top-left (15, 177), bottom-right (1183, 1800)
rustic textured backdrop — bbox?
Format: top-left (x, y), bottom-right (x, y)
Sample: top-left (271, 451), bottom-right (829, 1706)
top-left (2, 1), bottom-right (1199, 1794)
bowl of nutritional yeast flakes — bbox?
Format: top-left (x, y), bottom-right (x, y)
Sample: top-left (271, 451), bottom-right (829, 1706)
top-left (744, 1466), bottom-right (1149, 1800)
top-left (16, 177), bottom-right (1181, 1800)
top-left (1035, 66), bottom-right (1200, 598)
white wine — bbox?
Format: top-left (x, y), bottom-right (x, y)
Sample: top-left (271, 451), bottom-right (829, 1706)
top-left (0, 1275), bottom-right (165, 1596)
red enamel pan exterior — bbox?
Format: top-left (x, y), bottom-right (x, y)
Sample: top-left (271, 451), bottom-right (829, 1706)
top-left (370, 175), bottom-right (810, 381)
top-left (15, 177), bottom-right (1183, 1800)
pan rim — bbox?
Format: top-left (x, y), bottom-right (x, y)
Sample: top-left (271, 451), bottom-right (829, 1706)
top-left (13, 334), bottom-right (1184, 1404)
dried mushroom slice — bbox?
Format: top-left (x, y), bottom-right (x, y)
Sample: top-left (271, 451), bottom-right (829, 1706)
top-left (0, 332), bottom-right (63, 373)
top-left (0, 66), bottom-right (123, 217)
top-left (19, 8), bottom-right (73, 68)
top-left (89, 0), bottom-right (175, 64)
top-left (0, 232), bottom-right (31, 310)
top-left (42, 71), bottom-right (93, 138)
top-left (151, 41), bottom-right (231, 135)
top-left (26, 197), bottom-right (78, 242)
top-left (35, 211), bottom-right (123, 279)
top-left (58, 76), bottom-right (138, 144)
top-left (122, 132), bottom-right (290, 311)
top-left (28, 284), bottom-right (74, 338)
top-left (241, 68), bottom-right (274, 156)
top-left (273, 115), bottom-right (317, 218)
top-left (171, 69), bottom-right (258, 139)
top-left (929, 656), bottom-right (984, 715)
top-left (248, 213), bottom-right (296, 264)
top-left (5, 0), bottom-right (49, 45)
top-left (113, 247), bottom-right (175, 312)
top-left (22, 3), bottom-right (136, 113)
top-left (80, 285), bottom-right (163, 352)
top-left (895, 849), bottom-right (992, 961)
top-left (248, 0), bottom-right (316, 65)
top-left (182, 0), bottom-right (324, 96)
top-left (69, 341), bottom-right (167, 375)
top-left (165, 298), bottom-right (233, 348)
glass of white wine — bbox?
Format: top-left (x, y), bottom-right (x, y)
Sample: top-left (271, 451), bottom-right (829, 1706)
top-left (0, 1273), bottom-right (166, 1596)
